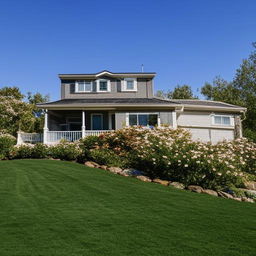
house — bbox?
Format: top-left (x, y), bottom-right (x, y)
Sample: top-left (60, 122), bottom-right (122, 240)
top-left (24, 70), bottom-right (245, 144)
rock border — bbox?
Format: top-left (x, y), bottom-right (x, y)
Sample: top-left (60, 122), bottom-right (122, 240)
top-left (84, 161), bottom-right (255, 203)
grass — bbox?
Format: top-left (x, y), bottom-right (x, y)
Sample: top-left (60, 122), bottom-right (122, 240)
top-left (0, 160), bottom-right (255, 256)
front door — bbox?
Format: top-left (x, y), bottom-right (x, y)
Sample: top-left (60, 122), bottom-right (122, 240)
top-left (92, 114), bottom-right (103, 130)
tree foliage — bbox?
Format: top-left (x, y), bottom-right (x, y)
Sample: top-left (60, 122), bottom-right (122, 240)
top-left (0, 87), bottom-right (49, 136)
top-left (156, 84), bottom-right (197, 99)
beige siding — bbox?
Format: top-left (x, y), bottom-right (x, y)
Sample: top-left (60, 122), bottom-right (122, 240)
top-left (177, 111), bottom-right (236, 143)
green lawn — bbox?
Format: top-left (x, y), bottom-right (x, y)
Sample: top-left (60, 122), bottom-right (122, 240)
top-left (0, 160), bottom-right (255, 256)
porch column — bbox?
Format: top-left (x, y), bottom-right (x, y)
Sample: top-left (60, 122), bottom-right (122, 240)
top-left (82, 111), bottom-right (86, 138)
top-left (43, 109), bottom-right (48, 144)
top-left (172, 111), bottom-right (177, 129)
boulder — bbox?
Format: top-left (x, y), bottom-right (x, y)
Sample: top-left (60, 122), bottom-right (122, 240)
top-left (244, 181), bottom-right (256, 191)
top-left (233, 197), bottom-right (242, 202)
top-left (84, 161), bottom-right (99, 168)
top-left (136, 175), bottom-right (151, 182)
top-left (241, 197), bottom-right (254, 203)
top-left (169, 182), bottom-right (185, 189)
top-left (118, 171), bottom-right (129, 177)
top-left (202, 189), bottom-right (218, 197)
top-left (153, 179), bottom-right (170, 186)
top-left (187, 185), bottom-right (204, 193)
top-left (218, 191), bottom-right (233, 199)
top-left (108, 167), bottom-right (123, 174)
top-left (99, 165), bottom-right (108, 170)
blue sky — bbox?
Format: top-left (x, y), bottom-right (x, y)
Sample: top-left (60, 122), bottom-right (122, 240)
top-left (0, 0), bottom-right (255, 100)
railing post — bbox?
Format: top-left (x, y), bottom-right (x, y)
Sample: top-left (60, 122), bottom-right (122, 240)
top-left (17, 131), bottom-right (23, 145)
top-left (82, 110), bottom-right (86, 138)
top-left (43, 109), bottom-right (49, 144)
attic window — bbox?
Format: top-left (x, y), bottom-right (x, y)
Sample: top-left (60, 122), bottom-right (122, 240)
top-left (75, 81), bottom-right (92, 92)
top-left (123, 78), bottom-right (137, 91)
top-left (96, 79), bottom-right (111, 92)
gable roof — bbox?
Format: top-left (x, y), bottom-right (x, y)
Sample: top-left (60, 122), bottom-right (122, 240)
top-left (58, 70), bottom-right (156, 79)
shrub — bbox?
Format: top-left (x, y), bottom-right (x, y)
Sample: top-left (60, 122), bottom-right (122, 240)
top-left (89, 148), bottom-right (128, 168)
top-left (31, 143), bottom-right (49, 159)
top-left (49, 142), bottom-right (82, 161)
top-left (0, 133), bottom-right (16, 159)
top-left (12, 144), bottom-right (34, 159)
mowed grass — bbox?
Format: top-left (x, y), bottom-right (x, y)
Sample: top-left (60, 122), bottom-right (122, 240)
top-left (0, 160), bottom-right (255, 256)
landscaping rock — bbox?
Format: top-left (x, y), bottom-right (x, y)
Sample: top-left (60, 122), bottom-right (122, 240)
top-left (218, 191), bottom-right (234, 199)
top-left (233, 197), bottom-right (242, 202)
top-left (118, 171), bottom-right (129, 177)
top-left (153, 179), bottom-right (170, 186)
top-left (169, 182), bottom-right (185, 189)
top-left (99, 165), bottom-right (108, 170)
top-left (244, 181), bottom-right (256, 191)
top-left (187, 185), bottom-right (204, 193)
top-left (136, 175), bottom-right (151, 182)
top-left (84, 161), bottom-right (99, 168)
top-left (241, 197), bottom-right (254, 203)
top-left (202, 189), bottom-right (218, 197)
top-left (108, 167), bottom-right (123, 174)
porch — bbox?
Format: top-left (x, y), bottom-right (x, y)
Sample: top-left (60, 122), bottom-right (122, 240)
top-left (17, 109), bottom-right (176, 144)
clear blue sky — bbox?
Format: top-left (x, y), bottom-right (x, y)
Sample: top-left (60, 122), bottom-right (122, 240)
top-left (0, 0), bottom-right (255, 100)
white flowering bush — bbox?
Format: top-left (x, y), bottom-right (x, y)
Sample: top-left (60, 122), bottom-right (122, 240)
top-left (0, 133), bottom-right (16, 159)
top-left (82, 127), bottom-right (256, 190)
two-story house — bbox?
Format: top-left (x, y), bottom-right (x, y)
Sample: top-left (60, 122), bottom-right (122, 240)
top-left (34, 70), bottom-right (246, 144)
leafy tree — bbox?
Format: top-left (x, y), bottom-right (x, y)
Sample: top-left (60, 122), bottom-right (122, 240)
top-left (0, 87), bottom-right (49, 135)
top-left (155, 85), bottom-right (197, 99)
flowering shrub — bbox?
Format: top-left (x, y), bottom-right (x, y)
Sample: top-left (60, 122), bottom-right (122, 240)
top-left (80, 127), bottom-right (256, 190)
top-left (49, 142), bottom-right (82, 161)
top-left (11, 144), bottom-right (34, 159)
top-left (0, 133), bottom-right (16, 159)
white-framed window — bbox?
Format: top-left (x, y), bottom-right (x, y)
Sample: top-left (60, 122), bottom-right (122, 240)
top-left (212, 115), bottom-right (233, 126)
top-left (96, 79), bottom-right (111, 92)
top-left (126, 113), bottom-right (159, 127)
top-left (75, 81), bottom-right (92, 92)
top-left (122, 78), bottom-right (137, 91)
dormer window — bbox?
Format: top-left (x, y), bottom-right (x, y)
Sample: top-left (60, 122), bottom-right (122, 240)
top-left (123, 78), bottom-right (137, 91)
top-left (96, 79), bottom-right (111, 92)
top-left (75, 81), bottom-right (92, 92)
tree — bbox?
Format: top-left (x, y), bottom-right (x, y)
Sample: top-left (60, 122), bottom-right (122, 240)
top-left (155, 85), bottom-right (197, 99)
top-left (0, 87), bottom-right (49, 135)
top-left (201, 77), bottom-right (242, 106)
top-left (167, 84), bottom-right (197, 99)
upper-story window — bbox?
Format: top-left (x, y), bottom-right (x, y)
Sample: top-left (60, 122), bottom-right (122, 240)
top-left (96, 79), bottom-right (111, 92)
top-left (75, 81), bottom-right (92, 92)
top-left (213, 115), bottom-right (232, 126)
top-left (123, 78), bottom-right (137, 91)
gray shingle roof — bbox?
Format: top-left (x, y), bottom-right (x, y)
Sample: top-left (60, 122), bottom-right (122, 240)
top-left (39, 98), bottom-right (179, 106)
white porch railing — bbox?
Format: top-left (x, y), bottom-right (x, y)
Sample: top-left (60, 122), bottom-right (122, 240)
top-left (17, 132), bottom-right (43, 144)
top-left (17, 130), bottom-right (113, 145)
top-left (47, 131), bottom-right (82, 143)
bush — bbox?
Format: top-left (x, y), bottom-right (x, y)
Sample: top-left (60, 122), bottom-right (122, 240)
top-left (49, 142), bottom-right (82, 161)
top-left (0, 133), bottom-right (16, 159)
top-left (12, 144), bottom-right (34, 159)
top-left (89, 148), bottom-right (128, 168)
top-left (31, 143), bottom-right (49, 159)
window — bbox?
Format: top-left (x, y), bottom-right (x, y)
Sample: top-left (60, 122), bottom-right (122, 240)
top-left (99, 80), bottom-right (108, 91)
top-left (128, 113), bottom-right (158, 127)
top-left (213, 115), bottom-right (231, 126)
top-left (75, 81), bottom-right (92, 92)
top-left (123, 78), bottom-right (137, 91)
top-left (96, 79), bottom-right (110, 92)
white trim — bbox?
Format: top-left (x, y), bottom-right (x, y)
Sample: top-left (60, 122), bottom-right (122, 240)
top-left (96, 79), bottom-right (111, 92)
top-left (91, 113), bottom-right (103, 130)
top-left (122, 78), bottom-right (137, 92)
top-left (211, 114), bottom-right (234, 126)
top-left (75, 81), bottom-right (93, 92)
